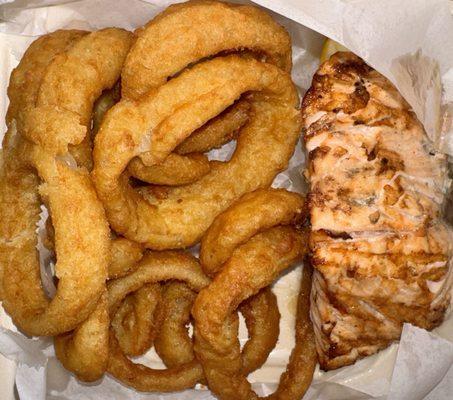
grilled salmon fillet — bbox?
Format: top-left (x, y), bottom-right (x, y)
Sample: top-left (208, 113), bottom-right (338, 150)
top-left (302, 52), bottom-right (452, 370)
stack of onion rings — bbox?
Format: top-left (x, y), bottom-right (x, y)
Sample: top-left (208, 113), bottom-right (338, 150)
top-left (0, 0), bottom-right (317, 395)
top-left (119, 0), bottom-right (292, 186)
top-left (193, 188), bottom-right (316, 400)
top-left (93, 55), bottom-right (300, 249)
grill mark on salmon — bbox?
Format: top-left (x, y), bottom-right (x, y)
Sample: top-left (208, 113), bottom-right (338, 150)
top-left (302, 52), bottom-right (452, 370)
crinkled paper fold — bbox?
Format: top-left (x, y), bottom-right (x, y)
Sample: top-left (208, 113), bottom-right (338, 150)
top-left (0, 1), bottom-right (452, 399)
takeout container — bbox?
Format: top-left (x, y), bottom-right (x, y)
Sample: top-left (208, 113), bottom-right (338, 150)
top-left (0, 1), bottom-right (453, 399)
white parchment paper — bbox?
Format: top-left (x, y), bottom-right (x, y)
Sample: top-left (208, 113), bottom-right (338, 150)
top-left (0, 1), bottom-right (452, 399)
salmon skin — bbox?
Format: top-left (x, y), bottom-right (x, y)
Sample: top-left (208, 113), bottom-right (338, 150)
top-left (302, 52), bottom-right (452, 370)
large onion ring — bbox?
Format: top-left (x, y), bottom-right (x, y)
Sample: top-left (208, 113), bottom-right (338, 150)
top-left (48, 29), bottom-right (132, 381)
top-left (193, 189), bottom-right (315, 399)
top-left (1, 141), bottom-right (109, 337)
top-left (0, 30), bottom-right (87, 301)
top-left (120, 0), bottom-right (291, 186)
top-left (122, 0), bottom-right (291, 98)
top-left (93, 55), bottom-right (300, 249)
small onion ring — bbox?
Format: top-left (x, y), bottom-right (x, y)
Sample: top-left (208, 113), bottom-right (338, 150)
top-left (111, 283), bottom-right (163, 357)
top-left (201, 188), bottom-right (306, 276)
top-left (154, 283), bottom-right (279, 377)
top-left (193, 226), bottom-right (314, 400)
top-left (106, 251), bottom-right (210, 392)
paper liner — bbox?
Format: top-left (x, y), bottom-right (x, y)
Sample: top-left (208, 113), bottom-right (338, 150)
top-left (0, 1), bottom-right (452, 399)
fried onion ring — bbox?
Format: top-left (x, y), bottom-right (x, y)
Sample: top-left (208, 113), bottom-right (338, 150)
top-left (128, 153), bottom-right (210, 186)
top-left (127, 100), bottom-right (250, 186)
top-left (54, 234), bottom-right (144, 380)
top-left (1, 30), bottom-right (111, 336)
top-left (1, 140), bottom-right (110, 336)
top-left (108, 237), bottom-right (144, 279)
top-left (0, 30), bottom-right (87, 301)
top-left (154, 282), bottom-right (278, 377)
top-left (111, 283), bottom-right (163, 357)
top-left (201, 188), bottom-right (306, 276)
top-left (193, 189), bottom-right (315, 399)
top-left (175, 100), bottom-right (251, 155)
top-left (119, 0), bottom-right (291, 186)
top-left (2, 29), bottom-right (132, 383)
top-left (93, 55), bottom-right (300, 249)
top-left (193, 226), bottom-right (314, 400)
top-left (107, 251), bottom-right (210, 392)
top-left (54, 290), bottom-right (109, 382)
top-left (42, 29), bottom-right (132, 382)
top-left (239, 287), bottom-right (281, 375)
top-left (122, 0), bottom-right (291, 98)
top-left (18, 28), bottom-right (133, 169)
top-left (153, 281), bottom-right (197, 368)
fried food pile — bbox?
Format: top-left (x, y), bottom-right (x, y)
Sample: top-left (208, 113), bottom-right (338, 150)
top-left (1, 0), bottom-right (451, 396)
top-left (0, 1), bottom-right (317, 398)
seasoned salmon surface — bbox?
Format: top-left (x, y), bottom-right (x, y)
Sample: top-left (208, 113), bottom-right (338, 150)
top-left (302, 52), bottom-right (452, 370)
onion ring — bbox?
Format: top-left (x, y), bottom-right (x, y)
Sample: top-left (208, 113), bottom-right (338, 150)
top-left (239, 287), bottom-right (281, 375)
top-left (201, 188), bottom-right (306, 276)
top-left (1, 141), bottom-right (110, 336)
top-left (127, 99), bottom-right (249, 186)
top-left (40, 29), bottom-right (132, 381)
top-left (55, 234), bottom-right (145, 380)
top-left (175, 100), bottom-right (251, 155)
top-left (119, 0), bottom-right (291, 186)
top-left (0, 30), bottom-right (87, 301)
top-left (193, 188), bottom-right (315, 399)
top-left (106, 250), bottom-right (281, 391)
top-left (128, 152), bottom-right (210, 186)
top-left (193, 226), bottom-right (313, 400)
top-left (91, 85), bottom-right (211, 186)
top-left (18, 28), bottom-right (133, 169)
top-left (111, 283), bottom-right (163, 357)
top-left (93, 55), bottom-right (300, 249)
top-left (2, 29), bottom-right (132, 383)
top-left (106, 251), bottom-right (210, 392)
top-left (153, 281), bottom-right (197, 368)
top-left (1, 30), bottom-right (111, 336)
top-left (122, 0), bottom-right (291, 98)
top-left (54, 290), bottom-right (109, 382)
top-left (154, 282), bottom-right (278, 377)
